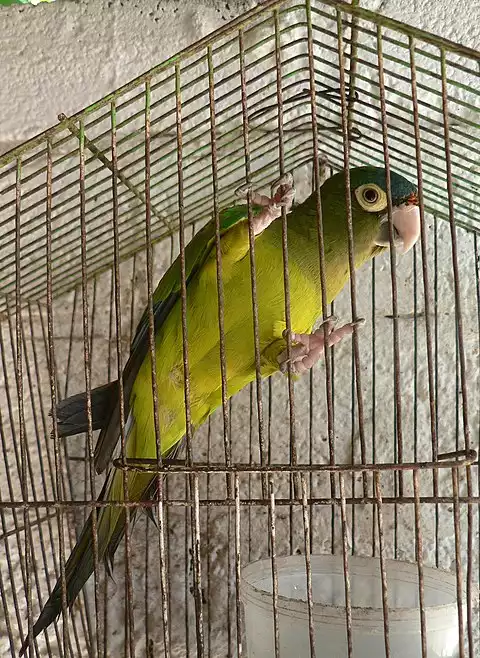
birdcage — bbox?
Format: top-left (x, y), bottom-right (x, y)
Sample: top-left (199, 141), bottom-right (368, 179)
top-left (0, 0), bottom-right (478, 657)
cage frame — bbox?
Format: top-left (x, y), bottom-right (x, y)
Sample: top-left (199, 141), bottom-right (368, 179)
top-left (0, 1), bottom-right (479, 657)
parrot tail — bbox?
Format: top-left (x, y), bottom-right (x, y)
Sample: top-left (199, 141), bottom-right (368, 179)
top-left (19, 468), bottom-right (140, 656)
top-left (54, 381), bottom-right (119, 437)
top-left (19, 512), bottom-right (98, 656)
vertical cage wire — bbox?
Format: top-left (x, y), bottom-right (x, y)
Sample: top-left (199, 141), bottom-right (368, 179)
top-left (0, 1), bottom-right (479, 657)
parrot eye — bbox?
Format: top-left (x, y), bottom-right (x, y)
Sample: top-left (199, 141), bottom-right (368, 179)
top-left (354, 184), bottom-right (387, 213)
top-left (363, 187), bottom-right (379, 203)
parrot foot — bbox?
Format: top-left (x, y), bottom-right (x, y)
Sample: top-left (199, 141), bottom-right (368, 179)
top-left (277, 316), bottom-right (365, 375)
top-left (235, 173), bottom-right (295, 236)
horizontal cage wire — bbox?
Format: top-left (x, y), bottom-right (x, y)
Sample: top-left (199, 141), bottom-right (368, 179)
top-left (0, 1), bottom-right (478, 658)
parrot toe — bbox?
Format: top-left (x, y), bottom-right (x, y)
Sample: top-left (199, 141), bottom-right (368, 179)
top-left (248, 173), bottom-right (296, 236)
top-left (271, 172), bottom-right (295, 210)
top-left (277, 318), bottom-right (366, 375)
top-left (234, 173), bottom-right (295, 236)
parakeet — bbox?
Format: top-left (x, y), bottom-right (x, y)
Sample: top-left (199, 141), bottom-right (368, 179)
top-left (20, 165), bottom-right (420, 654)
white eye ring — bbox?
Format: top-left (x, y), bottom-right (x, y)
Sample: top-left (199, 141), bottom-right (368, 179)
top-left (355, 184), bottom-right (387, 212)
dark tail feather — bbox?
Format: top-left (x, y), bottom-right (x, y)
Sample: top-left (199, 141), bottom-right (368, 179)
top-left (20, 430), bottom-right (182, 653)
top-left (19, 475), bottom-right (127, 656)
top-left (54, 381), bottom-right (119, 437)
top-left (19, 515), bottom-right (96, 656)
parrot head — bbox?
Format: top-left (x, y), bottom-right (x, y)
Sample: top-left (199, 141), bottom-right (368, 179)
top-left (322, 166), bottom-right (421, 256)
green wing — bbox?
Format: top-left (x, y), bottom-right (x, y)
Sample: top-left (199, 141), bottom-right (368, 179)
top-left (94, 203), bottom-right (256, 472)
top-left (132, 206), bottom-right (248, 348)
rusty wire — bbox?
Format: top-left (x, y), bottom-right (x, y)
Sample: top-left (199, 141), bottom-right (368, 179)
top-left (0, 1), bottom-right (479, 657)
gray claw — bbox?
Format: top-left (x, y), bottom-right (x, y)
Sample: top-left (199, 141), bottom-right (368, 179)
top-left (235, 183), bottom-right (253, 199)
top-left (279, 359), bottom-right (299, 375)
top-left (352, 317), bottom-right (366, 327)
top-left (320, 314), bottom-right (338, 328)
top-left (272, 171), bottom-right (294, 190)
top-left (279, 360), bottom-right (289, 374)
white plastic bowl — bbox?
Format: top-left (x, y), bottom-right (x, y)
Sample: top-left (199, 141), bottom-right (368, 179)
top-left (240, 555), bottom-right (461, 658)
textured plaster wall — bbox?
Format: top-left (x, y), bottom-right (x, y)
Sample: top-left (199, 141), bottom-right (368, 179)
top-left (0, 1), bottom-right (479, 657)
top-left (0, 0), bottom-right (257, 155)
top-left (1, 0), bottom-right (480, 154)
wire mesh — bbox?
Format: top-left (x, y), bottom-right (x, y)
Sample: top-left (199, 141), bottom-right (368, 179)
top-left (0, 1), bottom-right (479, 657)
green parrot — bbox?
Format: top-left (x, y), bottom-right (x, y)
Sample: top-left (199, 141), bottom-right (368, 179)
top-left (20, 165), bottom-right (420, 654)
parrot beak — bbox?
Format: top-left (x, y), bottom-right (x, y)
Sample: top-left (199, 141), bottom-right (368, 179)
top-left (375, 198), bottom-right (421, 254)
top-left (391, 202), bottom-right (421, 253)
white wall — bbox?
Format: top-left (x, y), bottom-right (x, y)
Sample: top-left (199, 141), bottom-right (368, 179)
top-left (2, 0), bottom-right (478, 157)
